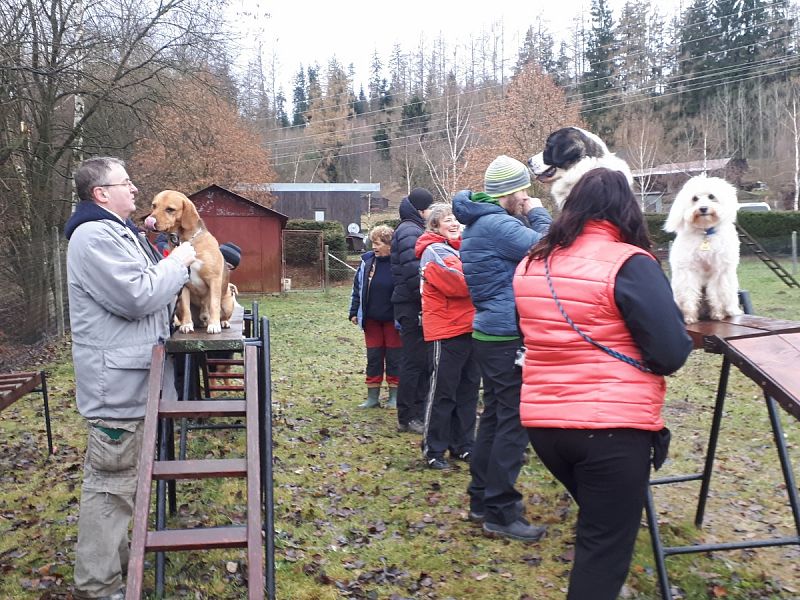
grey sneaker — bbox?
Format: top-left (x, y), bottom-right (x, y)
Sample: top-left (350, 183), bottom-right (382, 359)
top-left (483, 518), bottom-right (546, 542)
top-left (406, 419), bottom-right (424, 434)
top-left (97, 588), bottom-right (125, 600)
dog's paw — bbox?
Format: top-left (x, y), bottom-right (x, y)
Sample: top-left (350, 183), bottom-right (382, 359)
top-left (682, 314), bottom-right (698, 325)
top-left (207, 322), bottom-right (222, 334)
top-left (221, 320), bottom-right (231, 329)
top-left (179, 323), bottom-right (194, 334)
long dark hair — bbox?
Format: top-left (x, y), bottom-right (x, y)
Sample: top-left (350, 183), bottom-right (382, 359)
top-left (528, 168), bottom-right (652, 261)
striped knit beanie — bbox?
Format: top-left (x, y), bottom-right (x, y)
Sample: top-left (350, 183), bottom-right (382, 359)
top-left (484, 155), bottom-right (531, 198)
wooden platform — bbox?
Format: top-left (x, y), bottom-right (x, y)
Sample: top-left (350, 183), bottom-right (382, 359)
top-left (165, 304), bottom-right (245, 354)
top-left (685, 315), bottom-right (800, 419)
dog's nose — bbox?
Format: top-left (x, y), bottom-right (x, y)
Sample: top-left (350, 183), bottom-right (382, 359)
top-left (699, 206), bottom-right (708, 214)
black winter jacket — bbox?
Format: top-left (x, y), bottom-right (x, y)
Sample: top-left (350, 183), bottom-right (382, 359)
top-left (390, 196), bottom-right (425, 306)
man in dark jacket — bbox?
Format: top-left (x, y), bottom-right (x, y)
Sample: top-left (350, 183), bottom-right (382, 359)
top-left (452, 155), bottom-right (552, 542)
top-left (390, 187), bottom-right (433, 433)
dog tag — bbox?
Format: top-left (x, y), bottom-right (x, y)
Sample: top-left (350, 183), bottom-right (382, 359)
top-left (700, 238), bottom-right (711, 251)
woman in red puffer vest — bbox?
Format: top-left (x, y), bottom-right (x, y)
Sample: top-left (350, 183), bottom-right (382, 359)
top-left (513, 168), bottom-right (692, 600)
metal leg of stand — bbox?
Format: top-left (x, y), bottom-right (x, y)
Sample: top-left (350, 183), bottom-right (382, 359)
top-left (179, 353), bottom-right (192, 461)
top-left (765, 393), bottom-right (800, 535)
top-left (39, 371), bottom-right (53, 456)
top-left (695, 356), bottom-right (731, 527)
top-left (644, 486), bottom-right (672, 600)
top-left (155, 417), bottom-right (168, 597)
top-left (260, 317), bottom-right (276, 600)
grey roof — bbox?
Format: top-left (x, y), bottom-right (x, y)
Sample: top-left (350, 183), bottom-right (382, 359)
top-left (235, 182), bottom-right (381, 193)
top-left (632, 158), bottom-right (732, 178)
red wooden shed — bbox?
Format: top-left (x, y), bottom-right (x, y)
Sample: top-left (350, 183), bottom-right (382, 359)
top-left (189, 185), bottom-right (288, 293)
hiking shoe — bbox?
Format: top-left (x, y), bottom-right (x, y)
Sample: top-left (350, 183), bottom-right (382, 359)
top-left (406, 419), bottom-right (424, 434)
top-left (453, 450), bottom-right (471, 463)
top-left (469, 500), bottom-right (526, 524)
top-left (396, 422), bottom-right (409, 432)
top-left (483, 518), bottom-right (546, 542)
top-left (427, 457), bottom-right (451, 470)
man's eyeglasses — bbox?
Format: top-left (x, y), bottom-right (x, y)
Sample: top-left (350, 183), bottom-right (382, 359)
top-left (98, 179), bottom-right (135, 189)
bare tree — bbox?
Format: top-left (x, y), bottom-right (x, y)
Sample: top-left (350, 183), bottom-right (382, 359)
top-left (420, 81), bottom-right (475, 200)
top-left (0, 0), bottom-right (227, 341)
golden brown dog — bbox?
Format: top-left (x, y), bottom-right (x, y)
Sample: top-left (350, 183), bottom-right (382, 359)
top-left (146, 190), bottom-right (234, 334)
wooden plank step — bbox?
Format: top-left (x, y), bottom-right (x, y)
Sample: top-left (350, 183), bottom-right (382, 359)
top-left (145, 526), bottom-right (248, 551)
top-left (159, 400), bottom-right (245, 418)
top-left (152, 458), bottom-right (247, 480)
top-left (208, 385), bottom-right (245, 392)
top-left (207, 373), bottom-right (244, 379)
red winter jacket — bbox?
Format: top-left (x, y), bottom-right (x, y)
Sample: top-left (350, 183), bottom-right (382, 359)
top-left (512, 221), bottom-right (666, 430)
top-left (415, 232), bottom-right (475, 341)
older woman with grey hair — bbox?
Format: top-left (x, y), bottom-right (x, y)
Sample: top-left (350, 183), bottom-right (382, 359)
top-left (414, 202), bottom-right (479, 471)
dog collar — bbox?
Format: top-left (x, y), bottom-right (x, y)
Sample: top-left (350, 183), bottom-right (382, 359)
top-left (168, 228), bottom-right (203, 248)
top-left (704, 226), bottom-right (716, 235)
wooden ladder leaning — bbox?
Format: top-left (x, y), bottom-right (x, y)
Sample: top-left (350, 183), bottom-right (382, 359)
top-left (126, 344), bottom-right (263, 599)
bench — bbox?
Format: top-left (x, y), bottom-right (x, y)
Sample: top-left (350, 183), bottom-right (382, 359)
top-left (0, 371), bottom-right (54, 455)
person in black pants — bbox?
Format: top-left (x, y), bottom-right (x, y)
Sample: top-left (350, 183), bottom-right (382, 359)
top-left (390, 187), bottom-right (433, 434)
top-left (452, 155), bottom-right (553, 542)
top-left (514, 168), bottom-right (692, 598)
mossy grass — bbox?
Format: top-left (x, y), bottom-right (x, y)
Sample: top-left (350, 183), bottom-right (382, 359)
top-left (0, 257), bottom-right (798, 598)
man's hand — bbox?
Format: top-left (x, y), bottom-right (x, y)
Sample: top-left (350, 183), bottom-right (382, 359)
top-left (523, 197), bottom-right (543, 212)
top-left (167, 242), bottom-right (196, 266)
top-left (350, 316), bottom-right (358, 324)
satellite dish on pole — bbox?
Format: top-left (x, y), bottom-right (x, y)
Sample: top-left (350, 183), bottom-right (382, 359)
top-left (347, 223), bottom-right (360, 234)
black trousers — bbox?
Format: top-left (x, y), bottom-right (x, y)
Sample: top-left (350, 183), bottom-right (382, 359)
top-left (422, 334), bottom-right (480, 459)
top-left (394, 304), bottom-right (429, 426)
top-left (528, 427), bottom-right (652, 600)
top-left (467, 339), bottom-right (528, 525)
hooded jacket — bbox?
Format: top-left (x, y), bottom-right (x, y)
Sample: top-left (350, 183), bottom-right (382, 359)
top-left (415, 231), bottom-right (474, 341)
top-left (452, 190), bottom-right (551, 337)
top-left (65, 201), bottom-right (189, 419)
top-left (349, 250), bottom-right (394, 328)
top-left (390, 196), bottom-right (426, 307)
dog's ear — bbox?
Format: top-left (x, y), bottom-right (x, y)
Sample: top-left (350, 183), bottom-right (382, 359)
top-left (181, 195), bottom-right (201, 233)
top-left (663, 200), bottom-right (683, 233)
top-left (544, 128), bottom-right (591, 169)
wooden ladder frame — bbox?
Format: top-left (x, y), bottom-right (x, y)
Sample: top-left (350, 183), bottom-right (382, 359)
top-left (126, 344), bottom-right (263, 599)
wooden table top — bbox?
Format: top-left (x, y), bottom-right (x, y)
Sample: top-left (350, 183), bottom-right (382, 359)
top-left (165, 305), bottom-right (245, 354)
top-left (685, 315), bottom-right (800, 419)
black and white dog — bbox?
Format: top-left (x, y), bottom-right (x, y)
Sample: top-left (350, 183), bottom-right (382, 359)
top-left (528, 127), bottom-right (633, 208)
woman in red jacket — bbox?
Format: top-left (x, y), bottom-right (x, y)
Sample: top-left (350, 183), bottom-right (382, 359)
top-left (416, 203), bottom-right (479, 471)
top-left (513, 168), bottom-right (692, 599)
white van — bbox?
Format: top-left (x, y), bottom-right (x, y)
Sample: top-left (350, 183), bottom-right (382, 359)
top-left (737, 202), bottom-right (771, 212)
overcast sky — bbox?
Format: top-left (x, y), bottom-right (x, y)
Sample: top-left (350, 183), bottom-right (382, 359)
top-left (225, 0), bottom-right (680, 94)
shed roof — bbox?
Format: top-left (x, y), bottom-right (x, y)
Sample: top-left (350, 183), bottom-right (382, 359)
top-left (632, 158), bottom-right (732, 178)
top-left (190, 184), bottom-right (289, 225)
top-left (236, 182), bottom-right (381, 193)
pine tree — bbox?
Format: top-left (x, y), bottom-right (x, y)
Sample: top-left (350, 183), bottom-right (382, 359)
top-left (674, 0), bottom-right (716, 117)
top-left (292, 67), bottom-right (308, 127)
top-left (580, 0), bottom-right (617, 133)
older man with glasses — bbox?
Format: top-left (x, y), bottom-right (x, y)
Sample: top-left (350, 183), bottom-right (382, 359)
top-left (64, 156), bottom-right (197, 600)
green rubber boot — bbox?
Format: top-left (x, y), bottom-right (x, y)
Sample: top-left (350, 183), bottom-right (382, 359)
top-left (386, 386), bottom-right (398, 409)
top-left (359, 386), bottom-right (381, 408)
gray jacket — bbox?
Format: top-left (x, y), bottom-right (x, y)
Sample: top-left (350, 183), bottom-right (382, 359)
top-left (66, 218), bottom-right (188, 419)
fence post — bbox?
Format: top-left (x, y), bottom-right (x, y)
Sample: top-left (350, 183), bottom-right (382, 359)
top-left (323, 244), bottom-right (330, 291)
top-left (792, 231), bottom-right (797, 276)
top-left (52, 226), bottom-right (65, 338)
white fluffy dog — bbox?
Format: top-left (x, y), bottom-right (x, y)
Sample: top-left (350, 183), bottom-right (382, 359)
top-left (528, 126), bottom-right (633, 208)
top-left (664, 175), bottom-right (742, 324)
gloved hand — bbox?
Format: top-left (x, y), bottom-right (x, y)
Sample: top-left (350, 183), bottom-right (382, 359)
top-left (167, 242), bottom-right (196, 266)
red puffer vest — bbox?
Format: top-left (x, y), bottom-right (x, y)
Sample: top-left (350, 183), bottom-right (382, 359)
top-left (512, 220), bottom-right (666, 430)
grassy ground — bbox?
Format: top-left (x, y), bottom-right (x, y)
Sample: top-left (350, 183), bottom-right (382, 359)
top-left (1, 257), bottom-right (800, 599)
